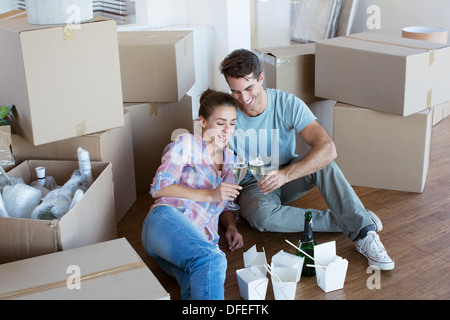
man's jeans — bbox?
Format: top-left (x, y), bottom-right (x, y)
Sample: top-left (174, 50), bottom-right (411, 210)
top-left (142, 205), bottom-right (227, 300)
top-left (238, 159), bottom-right (375, 241)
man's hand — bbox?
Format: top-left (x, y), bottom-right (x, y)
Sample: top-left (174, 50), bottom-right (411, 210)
top-left (257, 169), bottom-right (289, 194)
top-left (225, 227), bottom-right (244, 252)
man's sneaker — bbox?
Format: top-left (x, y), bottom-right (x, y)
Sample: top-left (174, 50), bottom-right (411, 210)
top-left (355, 231), bottom-right (394, 270)
top-left (368, 210), bottom-right (383, 232)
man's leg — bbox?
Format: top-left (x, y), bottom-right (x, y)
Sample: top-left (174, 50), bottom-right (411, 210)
top-left (238, 177), bottom-right (342, 233)
top-left (281, 160), bottom-right (375, 241)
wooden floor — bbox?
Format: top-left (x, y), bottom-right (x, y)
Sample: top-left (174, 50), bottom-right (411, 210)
top-left (117, 116), bottom-right (450, 300)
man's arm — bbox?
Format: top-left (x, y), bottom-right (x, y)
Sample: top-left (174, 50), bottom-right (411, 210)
top-left (258, 120), bottom-right (337, 194)
top-left (219, 210), bottom-right (244, 251)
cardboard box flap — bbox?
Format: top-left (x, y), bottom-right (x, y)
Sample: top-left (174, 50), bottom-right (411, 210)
top-left (59, 162), bottom-right (116, 250)
top-left (0, 218), bottom-right (58, 264)
top-left (259, 43), bottom-right (316, 64)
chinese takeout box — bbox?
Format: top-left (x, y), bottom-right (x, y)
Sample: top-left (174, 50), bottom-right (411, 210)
top-left (271, 250), bottom-right (304, 282)
top-left (270, 263), bottom-right (298, 300)
top-left (236, 266), bottom-right (268, 300)
top-left (243, 244), bottom-right (267, 275)
top-left (313, 241), bottom-right (348, 293)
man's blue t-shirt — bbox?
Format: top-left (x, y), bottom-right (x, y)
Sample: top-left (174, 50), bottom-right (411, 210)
top-left (229, 88), bottom-right (317, 183)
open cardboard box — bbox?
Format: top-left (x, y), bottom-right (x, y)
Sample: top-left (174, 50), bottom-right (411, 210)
top-left (0, 160), bottom-right (117, 264)
top-left (313, 241), bottom-right (348, 293)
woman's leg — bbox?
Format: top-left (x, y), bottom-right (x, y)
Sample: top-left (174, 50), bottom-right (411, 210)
top-left (142, 205), bottom-right (227, 300)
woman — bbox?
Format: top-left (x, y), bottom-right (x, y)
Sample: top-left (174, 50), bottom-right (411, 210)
top-left (142, 89), bottom-right (244, 300)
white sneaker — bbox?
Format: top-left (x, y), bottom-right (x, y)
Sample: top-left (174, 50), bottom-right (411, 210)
top-left (355, 231), bottom-right (394, 270)
top-left (368, 211), bottom-right (383, 232)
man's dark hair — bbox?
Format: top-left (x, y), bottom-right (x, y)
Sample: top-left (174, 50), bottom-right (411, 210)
top-left (220, 48), bottom-right (262, 80)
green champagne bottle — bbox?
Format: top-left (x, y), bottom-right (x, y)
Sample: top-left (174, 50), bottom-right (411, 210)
top-left (297, 211), bottom-right (317, 277)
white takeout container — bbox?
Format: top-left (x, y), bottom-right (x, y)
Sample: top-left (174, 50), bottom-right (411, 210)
top-left (243, 244), bottom-right (267, 275)
top-left (270, 263), bottom-right (298, 300)
top-left (271, 250), bottom-right (304, 282)
top-left (313, 241), bottom-right (349, 293)
top-left (236, 266), bottom-right (269, 300)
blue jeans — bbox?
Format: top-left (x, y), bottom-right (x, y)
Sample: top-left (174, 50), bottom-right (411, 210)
top-left (142, 205), bottom-right (227, 300)
top-left (238, 159), bottom-right (375, 241)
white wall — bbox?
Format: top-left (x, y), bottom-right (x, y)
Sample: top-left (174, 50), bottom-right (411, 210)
top-left (0, 0), bottom-right (17, 14)
top-left (186, 0), bottom-right (251, 92)
top-left (351, 0), bottom-right (450, 43)
top-left (251, 0), bottom-right (450, 49)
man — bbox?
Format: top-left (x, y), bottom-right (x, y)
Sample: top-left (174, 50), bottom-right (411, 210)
top-left (220, 49), bottom-right (394, 270)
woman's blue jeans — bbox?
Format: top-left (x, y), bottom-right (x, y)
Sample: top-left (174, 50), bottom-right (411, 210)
top-left (142, 205), bottom-right (227, 300)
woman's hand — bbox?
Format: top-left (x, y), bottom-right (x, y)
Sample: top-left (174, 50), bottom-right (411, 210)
top-left (209, 182), bottom-right (242, 202)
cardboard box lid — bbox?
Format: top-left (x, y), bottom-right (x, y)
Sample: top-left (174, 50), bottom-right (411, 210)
top-left (316, 33), bottom-right (450, 116)
top-left (0, 16), bottom-right (111, 33)
top-left (257, 43), bottom-right (315, 63)
top-left (118, 29), bottom-right (192, 45)
top-left (319, 32), bottom-right (448, 55)
top-left (0, 238), bottom-right (170, 300)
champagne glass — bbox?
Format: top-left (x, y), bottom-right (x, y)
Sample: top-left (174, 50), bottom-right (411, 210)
top-left (225, 156), bottom-right (247, 211)
top-left (249, 155), bottom-right (269, 205)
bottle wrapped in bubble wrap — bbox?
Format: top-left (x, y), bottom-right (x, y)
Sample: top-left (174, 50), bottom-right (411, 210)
top-left (30, 170), bottom-right (86, 220)
top-left (77, 147), bottom-right (93, 189)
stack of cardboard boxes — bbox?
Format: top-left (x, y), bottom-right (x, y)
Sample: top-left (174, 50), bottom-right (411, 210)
top-left (256, 32), bottom-right (450, 193)
top-left (0, 14), bottom-right (128, 264)
top-left (316, 32), bottom-right (450, 193)
top-left (0, 10), bottom-right (199, 299)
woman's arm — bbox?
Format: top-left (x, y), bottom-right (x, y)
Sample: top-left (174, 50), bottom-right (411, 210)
top-left (219, 210), bottom-right (244, 251)
top-left (153, 182), bottom-right (242, 203)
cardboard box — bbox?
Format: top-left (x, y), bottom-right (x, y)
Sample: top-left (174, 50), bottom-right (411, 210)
top-left (0, 160), bottom-right (117, 264)
top-left (316, 32), bottom-right (450, 116)
top-left (333, 103), bottom-right (432, 193)
top-left (0, 125), bottom-right (14, 167)
top-left (313, 241), bottom-right (348, 293)
top-left (118, 30), bottom-right (195, 103)
top-left (10, 111), bottom-right (136, 223)
top-left (256, 43), bottom-right (322, 103)
top-left (432, 100), bottom-right (450, 126)
top-left (124, 95), bottom-right (194, 193)
top-left (0, 17), bottom-right (124, 146)
top-left (0, 238), bottom-right (170, 300)
top-left (295, 99), bottom-right (335, 157)
top-left (0, 10), bottom-right (27, 20)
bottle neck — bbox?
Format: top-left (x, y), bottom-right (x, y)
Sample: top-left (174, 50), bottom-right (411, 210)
top-left (301, 213), bottom-right (314, 242)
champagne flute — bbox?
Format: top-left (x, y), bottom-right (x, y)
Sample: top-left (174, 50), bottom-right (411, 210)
top-left (249, 155), bottom-right (269, 205)
top-left (225, 156), bottom-right (247, 211)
